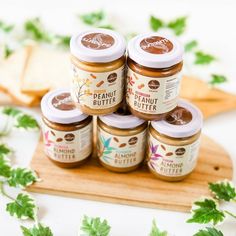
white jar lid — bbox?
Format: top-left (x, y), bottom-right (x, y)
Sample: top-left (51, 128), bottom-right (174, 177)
top-left (151, 99), bottom-right (203, 138)
top-left (128, 33), bottom-right (184, 68)
top-left (70, 28), bottom-right (126, 63)
top-left (41, 88), bottom-right (89, 124)
top-left (99, 112), bottom-right (146, 129)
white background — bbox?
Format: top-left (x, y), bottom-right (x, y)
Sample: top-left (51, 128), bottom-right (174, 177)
top-left (0, 0), bottom-right (236, 235)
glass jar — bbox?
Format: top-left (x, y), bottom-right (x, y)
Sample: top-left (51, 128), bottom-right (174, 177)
top-left (147, 100), bottom-right (203, 181)
top-left (97, 107), bottom-right (148, 172)
top-left (126, 34), bottom-right (183, 120)
top-left (41, 88), bottom-right (93, 168)
top-left (70, 28), bottom-right (126, 115)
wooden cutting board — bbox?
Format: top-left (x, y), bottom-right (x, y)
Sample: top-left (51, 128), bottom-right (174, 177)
top-left (29, 135), bottom-right (233, 212)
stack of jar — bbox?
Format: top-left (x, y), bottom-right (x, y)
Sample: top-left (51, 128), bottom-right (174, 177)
top-left (41, 29), bottom-right (203, 181)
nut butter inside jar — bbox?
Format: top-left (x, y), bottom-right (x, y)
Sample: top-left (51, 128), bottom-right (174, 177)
top-left (41, 88), bottom-right (93, 168)
top-left (126, 34), bottom-right (184, 120)
top-left (70, 28), bottom-right (126, 115)
top-left (147, 100), bottom-right (203, 181)
top-left (97, 107), bottom-right (148, 172)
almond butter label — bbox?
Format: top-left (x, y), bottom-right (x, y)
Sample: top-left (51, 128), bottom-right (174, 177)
top-left (42, 122), bottom-right (92, 163)
top-left (71, 65), bottom-right (125, 109)
top-left (147, 133), bottom-right (201, 177)
top-left (140, 36), bottom-right (173, 54)
top-left (51, 92), bottom-right (76, 111)
top-left (126, 68), bottom-right (181, 114)
top-left (81, 33), bottom-right (115, 50)
top-left (97, 127), bottom-right (147, 168)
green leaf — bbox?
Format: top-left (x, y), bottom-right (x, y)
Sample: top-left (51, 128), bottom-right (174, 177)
top-left (21, 223), bottom-right (53, 236)
top-left (209, 74), bottom-right (227, 86)
top-left (0, 20), bottom-right (14, 32)
top-left (209, 181), bottom-right (236, 201)
top-left (149, 219), bottom-right (168, 236)
top-left (80, 10), bottom-right (105, 25)
top-left (0, 143), bottom-right (11, 157)
top-left (194, 51), bottom-right (216, 65)
top-left (194, 227), bottom-right (223, 236)
top-left (2, 106), bottom-right (22, 117)
top-left (0, 155), bottom-right (11, 178)
top-left (80, 215), bottom-right (111, 236)
top-left (187, 198), bottom-right (225, 225)
top-left (185, 40), bottom-right (198, 52)
top-left (150, 16), bottom-right (164, 31)
top-left (6, 193), bottom-right (37, 220)
top-left (15, 114), bottom-right (39, 129)
top-left (98, 25), bottom-right (114, 30)
top-left (3, 44), bottom-right (14, 59)
top-left (8, 168), bottom-right (39, 188)
top-left (167, 16), bottom-right (187, 35)
top-left (54, 35), bottom-right (71, 47)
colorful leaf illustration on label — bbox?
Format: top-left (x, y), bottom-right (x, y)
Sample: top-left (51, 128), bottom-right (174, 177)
top-left (44, 131), bottom-right (53, 147)
top-left (99, 135), bottom-right (115, 163)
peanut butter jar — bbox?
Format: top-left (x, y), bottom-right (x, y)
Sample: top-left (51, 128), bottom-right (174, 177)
top-left (70, 28), bottom-right (126, 115)
top-left (97, 108), bottom-right (148, 172)
top-left (126, 33), bottom-right (184, 120)
top-left (147, 100), bottom-right (203, 181)
top-left (41, 88), bottom-right (93, 168)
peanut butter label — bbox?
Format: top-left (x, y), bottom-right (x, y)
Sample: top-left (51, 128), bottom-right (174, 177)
top-left (81, 33), bottom-right (115, 50)
top-left (42, 122), bottom-right (92, 163)
top-left (140, 36), bottom-right (173, 54)
top-left (147, 133), bottom-right (201, 177)
top-left (52, 92), bottom-right (76, 111)
top-left (71, 65), bottom-right (125, 109)
top-left (126, 68), bottom-right (181, 114)
top-left (97, 127), bottom-right (147, 168)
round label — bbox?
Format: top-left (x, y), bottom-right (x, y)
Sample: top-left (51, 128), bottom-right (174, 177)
top-left (52, 93), bottom-right (76, 111)
top-left (165, 106), bottom-right (192, 125)
top-left (140, 36), bottom-right (173, 54)
top-left (81, 33), bottom-right (115, 50)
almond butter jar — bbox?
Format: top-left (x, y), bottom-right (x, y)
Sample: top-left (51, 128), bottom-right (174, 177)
top-left (70, 29), bottom-right (126, 115)
top-left (41, 88), bottom-right (93, 168)
top-left (126, 33), bottom-right (184, 120)
top-left (147, 100), bottom-right (203, 181)
top-left (97, 108), bottom-right (148, 172)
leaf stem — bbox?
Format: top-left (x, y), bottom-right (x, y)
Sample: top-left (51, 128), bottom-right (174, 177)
top-left (0, 181), bottom-right (15, 201)
top-left (224, 210), bottom-right (236, 219)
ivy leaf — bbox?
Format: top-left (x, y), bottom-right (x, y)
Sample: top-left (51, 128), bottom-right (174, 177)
top-left (209, 74), bottom-right (227, 86)
top-left (8, 168), bottom-right (39, 188)
top-left (80, 215), bottom-right (111, 236)
top-left (3, 44), bottom-right (14, 59)
top-left (149, 219), bottom-right (168, 236)
top-left (0, 20), bottom-right (14, 32)
top-left (194, 51), bottom-right (216, 65)
top-left (2, 107), bottom-right (22, 117)
top-left (187, 198), bottom-right (225, 225)
top-left (0, 155), bottom-right (11, 178)
top-left (185, 40), bottom-right (198, 52)
top-left (167, 16), bottom-right (187, 35)
top-left (194, 227), bottom-right (223, 236)
top-left (80, 10), bottom-right (105, 25)
top-left (150, 16), bottom-right (164, 31)
top-left (15, 114), bottom-right (39, 129)
top-left (209, 181), bottom-right (236, 202)
top-left (21, 223), bottom-right (53, 236)
top-left (6, 193), bottom-right (37, 220)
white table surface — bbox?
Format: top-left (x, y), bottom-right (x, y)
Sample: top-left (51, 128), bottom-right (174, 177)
top-left (0, 0), bottom-right (236, 235)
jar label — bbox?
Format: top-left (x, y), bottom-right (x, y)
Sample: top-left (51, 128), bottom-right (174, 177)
top-left (97, 127), bottom-right (147, 168)
top-left (71, 65), bottom-right (125, 109)
top-left (42, 121), bottom-right (93, 163)
top-left (126, 68), bottom-right (181, 114)
top-left (147, 133), bottom-right (201, 177)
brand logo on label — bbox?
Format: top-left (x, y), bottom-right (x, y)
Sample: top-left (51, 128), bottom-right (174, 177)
top-left (81, 33), bottom-right (115, 50)
top-left (175, 148), bottom-right (186, 156)
top-left (128, 137), bottom-right (138, 145)
top-left (165, 106), bottom-right (192, 125)
top-left (107, 73), bottom-right (117, 83)
top-left (140, 36), bottom-right (173, 54)
top-left (52, 93), bottom-right (75, 111)
top-left (148, 80), bottom-right (160, 89)
top-left (64, 133), bottom-right (75, 142)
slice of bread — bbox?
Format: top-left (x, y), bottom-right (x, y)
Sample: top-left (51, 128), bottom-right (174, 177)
top-left (21, 46), bottom-right (71, 96)
top-left (0, 46), bottom-right (39, 106)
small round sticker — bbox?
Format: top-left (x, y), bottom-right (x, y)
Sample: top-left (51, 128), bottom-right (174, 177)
top-left (52, 93), bottom-right (76, 111)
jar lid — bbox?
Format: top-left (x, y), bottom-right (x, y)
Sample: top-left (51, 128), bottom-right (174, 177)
top-left (99, 112), bottom-right (145, 129)
top-left (70, 28), bottom-right (126, 63)
top-left (151, 100), bottom-right (203, 138)
top-left (128, 33), bottom-right (184, 68)
top-left (41, 88), bottom-right (89, 124)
